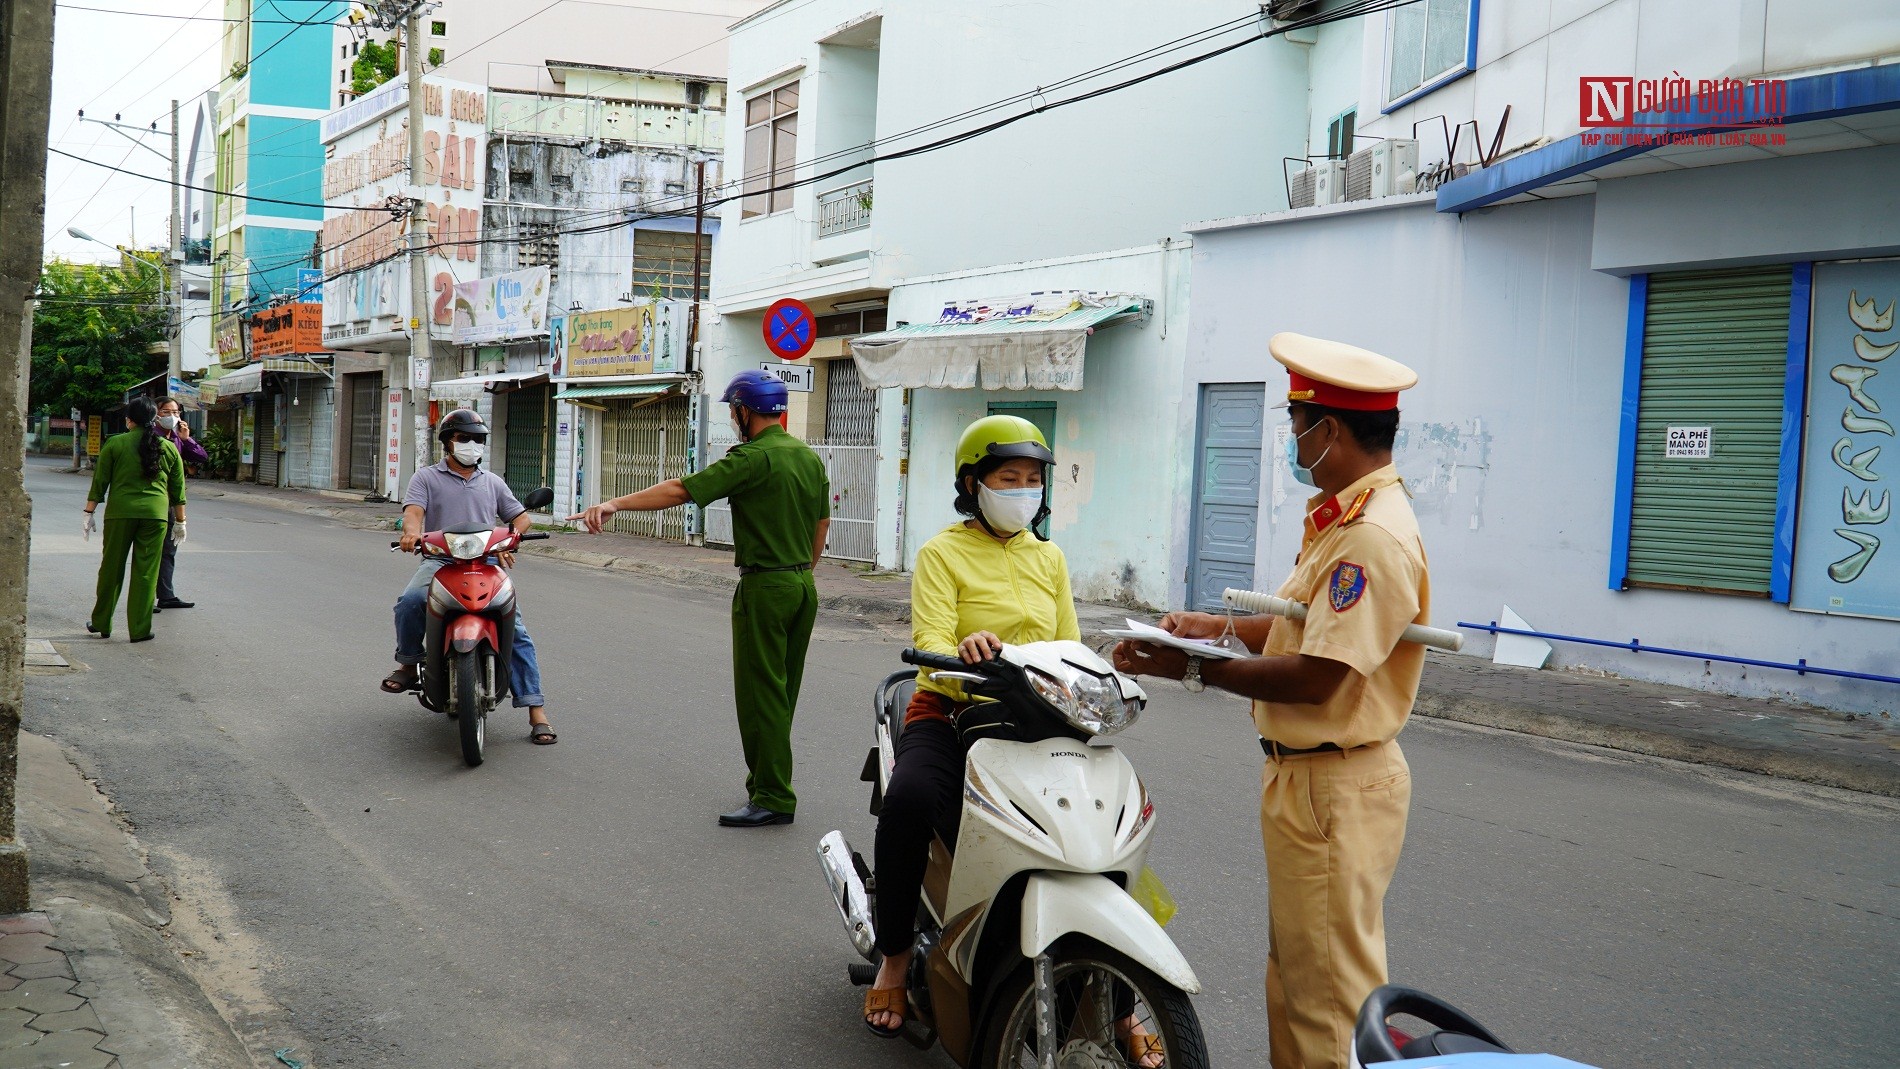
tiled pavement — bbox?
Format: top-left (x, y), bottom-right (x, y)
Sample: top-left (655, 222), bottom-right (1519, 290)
top-left (0, 913), bottom-right (117, 1069)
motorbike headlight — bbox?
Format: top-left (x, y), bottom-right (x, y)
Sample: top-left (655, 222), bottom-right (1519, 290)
top-left (444, 531), bottom-right (490, 560)
top-left (1028, 664), bottom-right (1142, 737)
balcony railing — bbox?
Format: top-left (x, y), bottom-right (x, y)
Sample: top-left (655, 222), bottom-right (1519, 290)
top-left (816, 180), bottom-right (873, 238)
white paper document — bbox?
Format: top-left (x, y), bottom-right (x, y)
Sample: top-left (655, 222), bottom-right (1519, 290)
top-left (1100, 618), bottom-right (1249, 660)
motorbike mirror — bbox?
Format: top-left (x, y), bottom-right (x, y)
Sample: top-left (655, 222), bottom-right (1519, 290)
top-left (522, 486), bottom-right (555, 511)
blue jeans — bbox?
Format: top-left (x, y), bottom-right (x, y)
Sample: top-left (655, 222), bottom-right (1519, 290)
top-left (394, 559), bottom-right (545, 709)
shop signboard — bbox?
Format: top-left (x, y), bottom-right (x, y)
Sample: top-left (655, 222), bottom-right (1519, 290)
top-left (321, 77), bottom-right (486, 348)
top-left (250, 303), bottom-right (327, 358)
top-left (451, 266), bottom-right (550, 344)
top-left (1793, 260), bottom-right (1900, 620)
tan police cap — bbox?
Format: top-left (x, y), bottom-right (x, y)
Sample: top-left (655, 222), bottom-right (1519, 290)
top-left (1268, 332), bottom-right (1417, 410)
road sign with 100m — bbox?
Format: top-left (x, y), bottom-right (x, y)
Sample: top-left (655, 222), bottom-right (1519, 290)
top-left (760, 361), bottom-right (814, 393)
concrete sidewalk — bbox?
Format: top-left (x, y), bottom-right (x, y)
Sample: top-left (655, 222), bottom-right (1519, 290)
top-left (173, 472), bottom-right (1900, 797)
top-left (0, 732), bottom-right (257, 1069)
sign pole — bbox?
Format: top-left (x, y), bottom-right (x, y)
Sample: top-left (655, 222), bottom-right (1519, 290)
top-left (169, 98), bottom-right (184, 391)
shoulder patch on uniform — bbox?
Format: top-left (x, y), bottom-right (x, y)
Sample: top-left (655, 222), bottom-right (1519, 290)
top-left (1329, 561), bottom-right (1367, 612)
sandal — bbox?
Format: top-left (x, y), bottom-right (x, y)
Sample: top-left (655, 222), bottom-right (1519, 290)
top-left (863, 986), bottom-right (906, 1039)
top-left (380, 667), bottom-right (418, 694)
top-left (529, 723), bottom-right (558, 745)
top-left (1125, 1032), bottom-right (1163, 1066)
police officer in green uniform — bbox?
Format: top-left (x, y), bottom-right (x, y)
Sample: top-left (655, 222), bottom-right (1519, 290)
top-left (569, 370), bottom-right (830, 826)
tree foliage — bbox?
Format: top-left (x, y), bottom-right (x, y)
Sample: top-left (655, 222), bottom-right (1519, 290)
top-left (352, 40), bottom-right (400, 96)
top-left (29, 260), bottom-right (165, 417)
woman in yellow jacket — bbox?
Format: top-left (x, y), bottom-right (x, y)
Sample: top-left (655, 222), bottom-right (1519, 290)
top-left (862, 416), bottom-right (1160, 1066)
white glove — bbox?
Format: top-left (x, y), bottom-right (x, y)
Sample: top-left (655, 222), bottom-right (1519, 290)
top-left (82, 513), bottom-right (95, 541)
top-left (172, 521), bottom-right (187, 547)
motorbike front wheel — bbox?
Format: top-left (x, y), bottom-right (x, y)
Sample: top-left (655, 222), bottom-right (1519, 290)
top-left (980, 941), bottom-right (1208, 1069)
top-left (452, 650), bottom-right (486, 767)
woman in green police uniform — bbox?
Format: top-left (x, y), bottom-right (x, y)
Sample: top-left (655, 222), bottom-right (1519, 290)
top-left (570, 370), bottom-right (830, 827)
top-left (84, 396), bottom-right (187, 643)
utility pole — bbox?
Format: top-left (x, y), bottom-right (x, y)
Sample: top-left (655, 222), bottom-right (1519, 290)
top-left (169, 98), bottom-right (184, 392)
top-left (405, 6), bottom-right (431, 473)
top-left (689, 158), bottom-right (705, 374)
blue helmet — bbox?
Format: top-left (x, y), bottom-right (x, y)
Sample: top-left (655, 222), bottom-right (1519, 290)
top-left (721, 369), bottom-right (790, 414)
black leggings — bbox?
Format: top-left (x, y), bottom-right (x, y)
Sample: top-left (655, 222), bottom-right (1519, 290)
top-left (873, 716), bottom-right (964, 957)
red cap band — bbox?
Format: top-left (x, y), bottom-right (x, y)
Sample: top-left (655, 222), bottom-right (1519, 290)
top-left (1286, 371), bottom-right (1399, 412)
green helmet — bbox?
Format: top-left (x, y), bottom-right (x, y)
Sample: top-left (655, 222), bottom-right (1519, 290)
top-left (955, 414), bottom-right (1053, 473)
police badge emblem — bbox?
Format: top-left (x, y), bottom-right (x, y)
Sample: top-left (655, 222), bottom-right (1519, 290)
top-left (1329, 562), bottom-right (1366, 612)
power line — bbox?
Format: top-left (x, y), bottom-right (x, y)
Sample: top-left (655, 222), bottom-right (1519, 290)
top-left (56, 3), bottom-right (332, 24)
top-left (49, 146), bottom-right (386, 212)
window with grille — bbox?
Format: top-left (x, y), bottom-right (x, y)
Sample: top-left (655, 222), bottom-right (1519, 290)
top-left (742, 80), bottom-right (798, 218)
top-left (632, 230), bottom-right (709, 300)
top-left (516, 225), bottom-right (559, 289)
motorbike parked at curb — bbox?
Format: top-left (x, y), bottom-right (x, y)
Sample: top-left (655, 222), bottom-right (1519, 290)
top-left (818, 641), bottom-right (1210, 1069)
top-left (389, 486), bottom-right (554, 766)
top-left (1353, 984), bottom-right (1602, 1068)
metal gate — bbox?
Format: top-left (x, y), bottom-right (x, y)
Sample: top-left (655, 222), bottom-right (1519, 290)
top-left (703, 431), bottom-right (880, 562)
top-left (503, 384), bottom-right (552, 500)
top-left (605, 394), bottom-right (690, 542)
top-left (1187, 383), bottom-right (1265, 611)
top-left (824, 357), bottom-right (876, 442)
top-left (254, 395), bottom-right (281, 486)
top-left (348, 374), bottom-right (382, 490)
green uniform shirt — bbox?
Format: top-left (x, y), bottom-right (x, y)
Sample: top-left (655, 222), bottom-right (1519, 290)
top-left (87, 430), bottom-right (186, 521)
top-left (681, 425), bottom-right (829, 569)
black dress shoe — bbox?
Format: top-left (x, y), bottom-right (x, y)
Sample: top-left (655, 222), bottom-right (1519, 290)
top-left (129, 635), bottom-right (154, 643)
top-left (718, 802), bottom-right (793, 827)
top-left (85, 622), bottom-right (108, 638)
top-left (157, 598), bottom-right (194, 609)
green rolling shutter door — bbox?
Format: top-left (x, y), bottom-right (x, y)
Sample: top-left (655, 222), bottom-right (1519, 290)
top-left (1626, 266), bottom-right (1792, 595)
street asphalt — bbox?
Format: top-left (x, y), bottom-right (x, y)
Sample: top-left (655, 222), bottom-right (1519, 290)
top-left (21, 460), bottom-right (1900, 1069)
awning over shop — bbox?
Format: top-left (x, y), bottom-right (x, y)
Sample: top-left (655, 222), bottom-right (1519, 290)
top-left (848, 297), bottom-right (1147, 391)
top-left (430, 371), bottom-right (551, 401)
top-left (554, 374), bottom-right (687, 402)
top-left (212, 364), bottom-right (264, 396)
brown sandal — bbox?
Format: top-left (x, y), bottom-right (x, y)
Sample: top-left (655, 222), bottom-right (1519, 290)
top-left (380, 666), bottom-right (418, 694)
top-left (863, 986), bottom-right (906, 1038)
top-left (1125, 1032), bottom-right (1164, 1066)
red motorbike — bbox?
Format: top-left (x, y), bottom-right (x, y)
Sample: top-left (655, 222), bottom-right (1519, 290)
top-left (391, 486), bottom-right (554, 765)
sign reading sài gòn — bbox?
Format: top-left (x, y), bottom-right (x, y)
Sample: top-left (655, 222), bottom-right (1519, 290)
top-left (1665, 426), bottom-right (1711, 458)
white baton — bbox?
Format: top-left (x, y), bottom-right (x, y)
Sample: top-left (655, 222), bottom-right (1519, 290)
top-left (1221, 588), bottom-right (1464, 653)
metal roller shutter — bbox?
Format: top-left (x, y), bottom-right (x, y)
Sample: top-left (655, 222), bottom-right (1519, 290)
top-left (502, 384), bottom-right (551, 500)
top-left (255, 396), bottom-right (281, 486)
top-left (1626, 265), bottom-right (1792, 594)
top-left (348, 374), bottom-right (382, 490)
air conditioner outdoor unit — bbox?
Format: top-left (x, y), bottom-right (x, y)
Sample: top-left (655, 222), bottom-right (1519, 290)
top-left (1311, 160), bottom-right (1346, 206)
top-left (1288, 166), bottom-right (1319, 209)
top-left (1342, 139), bottom-right (1419, 201)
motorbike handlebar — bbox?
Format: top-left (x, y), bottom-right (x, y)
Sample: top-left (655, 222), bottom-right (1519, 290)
top-left (901, 648), bottom-right (973, 673)
top-left (520, 531), bottom-right (551, 541)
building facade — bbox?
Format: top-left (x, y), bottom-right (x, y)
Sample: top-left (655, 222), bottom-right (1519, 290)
top-left (705, 0), bottom-right (1314, 600)
top-left (1183, 0), bottom-right (1900, 711)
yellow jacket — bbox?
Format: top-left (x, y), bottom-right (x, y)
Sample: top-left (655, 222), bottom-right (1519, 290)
top-left (912, 523), bottom-right (1081, 701)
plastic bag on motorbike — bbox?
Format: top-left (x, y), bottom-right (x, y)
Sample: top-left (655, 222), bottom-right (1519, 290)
top-left (1132, 866), bottom-right (1177, 928)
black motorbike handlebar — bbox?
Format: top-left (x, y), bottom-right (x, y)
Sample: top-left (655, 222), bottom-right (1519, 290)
top-left (901, 648), bottom-right (973, 673)
top-left (520, 531), bottom-right (551, 541)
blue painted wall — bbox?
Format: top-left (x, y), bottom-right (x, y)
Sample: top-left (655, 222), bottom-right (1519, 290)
top-left (249, 1), bottom-right (345, 110)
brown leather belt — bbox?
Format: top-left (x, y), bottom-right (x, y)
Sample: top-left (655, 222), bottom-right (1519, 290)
top-left (1260, 737), bottom-right (1365, 759)
top-left (738, 563), bottom-right (813, 576)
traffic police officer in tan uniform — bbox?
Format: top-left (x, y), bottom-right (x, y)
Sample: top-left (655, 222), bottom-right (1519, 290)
top-left (1113, 332), bottom-right (1428, 1069)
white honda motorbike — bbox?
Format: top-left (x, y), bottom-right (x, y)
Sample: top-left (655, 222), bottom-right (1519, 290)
top-left (818, 642), bottom-right (1209, 1068)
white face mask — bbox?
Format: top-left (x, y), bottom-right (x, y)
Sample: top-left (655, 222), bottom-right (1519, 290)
top-left (977, 484), bottom-right (1043, 535)
top-left (452, 440), bottom-right (486, 466)
top-left (158, 415), bottom-right (180, 431)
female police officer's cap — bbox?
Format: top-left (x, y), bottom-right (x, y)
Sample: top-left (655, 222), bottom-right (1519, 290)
top-left (1268, 331), bottom-right (1417, 411)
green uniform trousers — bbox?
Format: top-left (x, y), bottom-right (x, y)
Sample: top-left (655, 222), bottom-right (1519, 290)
top-left (730, 570), bottom-right (818, 814)
top-left (91, 518), bottom-right (167, 641)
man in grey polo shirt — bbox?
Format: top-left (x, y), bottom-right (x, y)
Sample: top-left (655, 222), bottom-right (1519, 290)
top-left (382, 409), bottom-right (555, 744)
